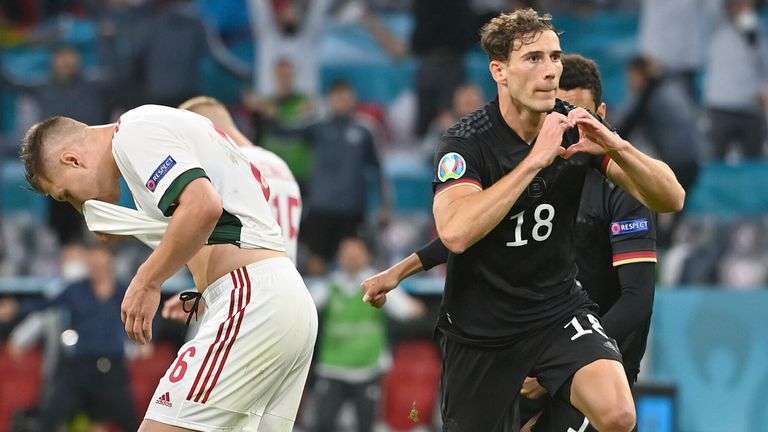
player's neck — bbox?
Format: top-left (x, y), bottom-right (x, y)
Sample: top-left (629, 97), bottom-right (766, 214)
top-left (87, 125), bottom-right (123, 202)
top-left (229, 128), bottom-right (256, 148)
top-left (499, 95), bottom-right (546, 144)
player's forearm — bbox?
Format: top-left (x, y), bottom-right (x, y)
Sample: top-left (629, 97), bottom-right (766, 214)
top-left (600, 262), bottom-right (656, 342)
top-left (435, 159), bottom-right (540, 253)
top-left (608, 142), bottom-right (685, 213)
top-left (388, 253), bottom-right (425, 284)
top-left (136, 199), bottom-right (221, 289)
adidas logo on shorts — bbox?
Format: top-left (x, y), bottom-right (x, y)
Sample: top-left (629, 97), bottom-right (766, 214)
top-left (155, 392), bottom-right (173, 408)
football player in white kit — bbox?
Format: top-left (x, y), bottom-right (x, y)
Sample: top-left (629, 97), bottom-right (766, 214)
top-left (19, 105), bottom-right (318, 432)
top-left (161, 96), bottom-right (304, 322)
top-left (178, 96), bottom-right (302, 263)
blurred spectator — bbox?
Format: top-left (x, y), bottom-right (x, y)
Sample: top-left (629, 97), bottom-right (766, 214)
top-left (703, 0), bottom-right (768, 161)
top-left (1, 45), bottom-right (110, 246)
top-left (411, 0), bottom-right (477, 138)
top-left (618, 56), bottom-right (703, 247)
top-left (0, 241), bottom-right (142, 431)
top-left (637, 0), bottom-right (709, 98)
top-left (4, 243), bottom-right (88, 410)
top-left (718, 219), bottom-right (768, 289)
top-left (247, 0), bottom-right (333, 97)
top-left (309, 236), bottom-right (424, 432)
top-left (128, 0), bottom-right (249, 107)
top-left (244, 58), bottom-right (314, 193)
top-left (660, 216), bottom-right (724, 285)
top-left (87, 0), bottom-right (150, 112)
top-left (270, 80), bottom-right (393, 276)
top-left (422, 83), bottom-right (485, 158)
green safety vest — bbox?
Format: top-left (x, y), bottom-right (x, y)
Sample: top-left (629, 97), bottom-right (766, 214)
top-left (318, 282), bottom-right (386, 369)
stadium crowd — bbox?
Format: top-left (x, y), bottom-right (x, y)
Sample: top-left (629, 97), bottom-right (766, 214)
top-left (0, 0), bottom-right (767, 431)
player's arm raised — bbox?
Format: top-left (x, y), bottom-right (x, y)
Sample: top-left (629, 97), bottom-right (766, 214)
top-left (122, 178), bottom-right (222, 344)
top-left (563, 107), bottom-right (685, 213)
top-left (434, 112), bottom-right (570, 254)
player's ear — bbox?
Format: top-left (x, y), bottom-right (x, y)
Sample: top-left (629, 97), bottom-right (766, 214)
top-left (597, 102), bottom-right (607, 119)
top-left (489, 60), bottom-right (507, 86)
top-left (60, 151), bottom-right (83, 168)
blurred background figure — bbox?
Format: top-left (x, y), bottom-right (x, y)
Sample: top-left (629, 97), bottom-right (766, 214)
top-left (703, 0), bottom-right (768, 162)
top-left (637, 0), bottom-right (707, 99)
top-left (247, 0), bottom-right (333, 98)
top-left (0, 240), bottom-right (144, 432)
top-left (421, 83), bottom-right (486, 159)
top-left (618, 55), bottom-right (703, 247)
top-left (308, 236), bottom-right (424, 432)
top-left (410, 0), bottom-right (476, 139)
top-left (1, 45), bottom-right (108, 249)
top-left (244, 57), bottom-right (315, 195)
top-left (127, 0), bottom-right (249, 107)
top-left (269, 79), bottom-right (393, 276)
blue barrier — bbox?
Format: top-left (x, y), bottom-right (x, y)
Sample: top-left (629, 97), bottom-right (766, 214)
top-left (650, 288), bottom-right (768, 432)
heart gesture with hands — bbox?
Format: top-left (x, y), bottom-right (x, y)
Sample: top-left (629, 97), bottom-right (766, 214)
top-left (562, 107), bottom-right (629, 159)
top-left (527, 112), bottom-right (573, 170)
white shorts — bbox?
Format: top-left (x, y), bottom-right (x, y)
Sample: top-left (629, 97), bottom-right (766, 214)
top-left (145, 257), bottom-right (318, 431)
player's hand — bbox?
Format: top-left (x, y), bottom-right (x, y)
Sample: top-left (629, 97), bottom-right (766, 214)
top-left (520, 376), bottom-right (548, 399)
top-left (521, 411), bottom-right (542, 432)
top-left (0, 297), bottom-right (18, 322)
top-left (162, 293), bottom-right (206, 322)
top-left (361, 269), bottom-right (399, 308)
top-left (121, 273), bottom-right (161, 345)
top-left (562, 108), bottom-right (629, 159)
top-left (526, 112), bottom-right (571, 170)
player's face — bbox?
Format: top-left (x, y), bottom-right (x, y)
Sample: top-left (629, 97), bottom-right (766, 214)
top-left (493, 30), bottom-right (562, 113)
top-left (557, 87), bottom-right (607, 118)
top-left (557, 87), bottom-right (596, 112)
top-left (38, 150), bottom-right (119, 212)
top-left (338, 239), bottom-right (370, 274)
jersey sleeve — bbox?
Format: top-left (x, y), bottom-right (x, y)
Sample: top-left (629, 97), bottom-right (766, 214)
top-left (113, 119), bottom-right (210, 216)
top-left (605, 184), bottom-right (657, 267)
top-left (432, 136), bottom-right (484, 198)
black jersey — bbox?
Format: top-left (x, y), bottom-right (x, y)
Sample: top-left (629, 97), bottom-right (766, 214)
top-left (432, 98), bottom-right (609, 346)
top-left (574, 169), bottom-right (657, 378)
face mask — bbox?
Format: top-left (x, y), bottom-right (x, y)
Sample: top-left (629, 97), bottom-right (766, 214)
top-left (61, 260), bottom-right (88, 282)
top-left (735, 10), bottom-right (759, 33)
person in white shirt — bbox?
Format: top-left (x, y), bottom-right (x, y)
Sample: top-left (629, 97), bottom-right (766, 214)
top-left (18, 105), bottom-right (318, 432)
top-left (179, 96), bottom-right (302, 263)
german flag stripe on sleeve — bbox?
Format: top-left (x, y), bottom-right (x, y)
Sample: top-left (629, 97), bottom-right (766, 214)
top-left (600, 155), bottom-right (612, 175)
top-left (613, 251), bottom-right (657, 267)
top-left (435, 179), bottom-right (483, 198)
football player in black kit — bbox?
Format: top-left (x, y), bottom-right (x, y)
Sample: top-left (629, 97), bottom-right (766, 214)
top-left (363, 9), bottom-right (682, 432)
top-left (363, 54), bottom-right (658, 432)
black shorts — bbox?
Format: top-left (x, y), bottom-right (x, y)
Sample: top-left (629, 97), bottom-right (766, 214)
top-left (531, 340), bottom-right (643, 432)
top-left (299, 210), bottom-right (364, 260)
top-left (438, 309), bottom-right (622, 432)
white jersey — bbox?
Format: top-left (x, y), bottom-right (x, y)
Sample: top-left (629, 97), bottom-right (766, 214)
top-left (240, 146), bottom-right (302, 264)
top-left (111, 105), bottom-right (285, 253)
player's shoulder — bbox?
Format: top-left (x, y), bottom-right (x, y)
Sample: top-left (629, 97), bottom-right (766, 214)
top-left (444, 105), bottom-right (493, 140)
top-left (240, 146), bottom-right (297, 183)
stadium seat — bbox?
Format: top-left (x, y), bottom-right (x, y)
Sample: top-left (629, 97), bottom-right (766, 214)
top-left (0, 345), bottom-right (42, 432)
top-left (381, 339), bottom-right (441, 430)
top-left (127, 342), bottom-right (177, 417)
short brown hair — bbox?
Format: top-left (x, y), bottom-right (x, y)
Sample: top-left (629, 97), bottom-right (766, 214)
top-left (19, 116), bottom-right (84, 192)
top-left (178, 95), bottom-right (225, 111)
top-left (560, 54), bottom-right (603, 109)
top-left (480, 8), bottom-right (558, 62)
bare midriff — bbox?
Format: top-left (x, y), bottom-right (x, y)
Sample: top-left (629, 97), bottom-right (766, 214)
top-left (187, 243), bottom-right (287, 291)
